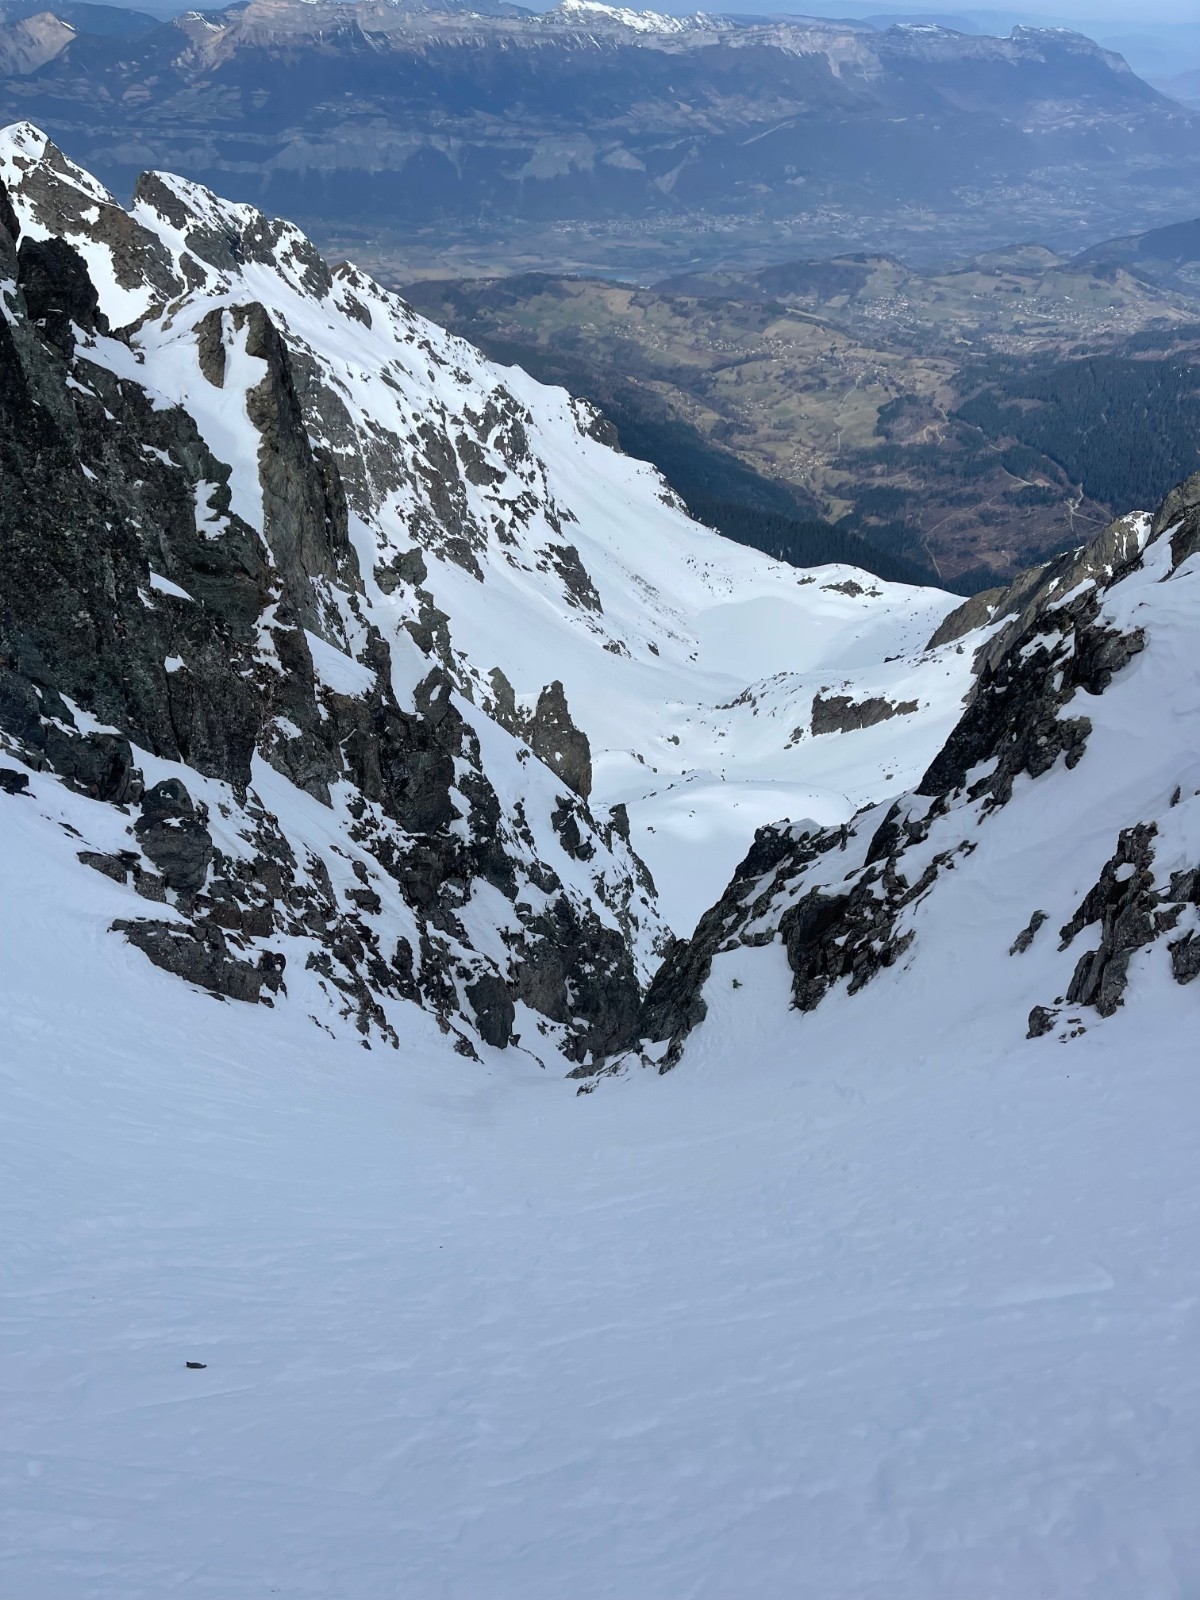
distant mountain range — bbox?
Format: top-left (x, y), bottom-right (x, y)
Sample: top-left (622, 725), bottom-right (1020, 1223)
top-left (1, 0), bottom-right (1198, 274)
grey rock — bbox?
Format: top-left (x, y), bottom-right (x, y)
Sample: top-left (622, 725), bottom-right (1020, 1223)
top-left (466, 972), bottom-right (515, 1049)
top-left (918, 523), bottom-right (1147, 808)
top-left (1009, 909), bottom-right (1047, 955)
top-left (134, 779), bottom-right (214, 897)
top-left (1151, 471), bottom-right (1200, 572)
top-left (1170, 932), bottom-right (1200, 985)
top-left (17, 234), bottom-right (108, 358)
top-left (530, 680), bottom-right (591, 801)
top-left (1026, 1004), bottom-right (1057, 1038)
top-left (811, 692), bottom-right (918, 736)
top-left (113, 917), bottom-right (269, 1003)
top-left (1060, 823), bottom-right (1158, 1017)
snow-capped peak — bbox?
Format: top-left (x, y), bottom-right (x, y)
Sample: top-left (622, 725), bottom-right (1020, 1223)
top-left (544, 0), bottom-right (703, 34)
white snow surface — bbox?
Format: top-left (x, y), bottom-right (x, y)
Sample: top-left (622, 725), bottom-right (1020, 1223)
top-left (3, 544), bottom-right (1200, 1593)
top-left (0, 121), bottom-right (975, 933)
top-left (545, 0), bottom-right (701, 33)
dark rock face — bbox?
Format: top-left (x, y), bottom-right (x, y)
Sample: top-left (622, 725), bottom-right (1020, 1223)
top-left (1152, 471), bottom-right (1200, 573)
top-left (16, 233), bottom-right (107, 355)
top-left (810, 692), bottom-right (917, 736)
top-left (0, 149), bottom-right (661, 1061)
top-left (919, 516), bottom-right (1147, 808)
top-left (234, 300), bottom-right (360, 625)
top-left (615, 822), bottom-right (838, 1074)
top-left (134, 780), bottom-right (214, 898)
top-left (1172, 930), bottom-right (1200, 986)
top-left (1047, 825), bottom-right (1200, 1017)
top-left (1026, 1004), bottom-right (1057, 1038)
top-left (466, 973), bottom-right (515, 1050)
top-left (1060, 823), bottom-right (1159, 1016)
top-left (112, 917), bottom-right (275, 1004)
top-left (0, 195), bottom-right (270, 789)
top-left (529, 680), bottom-right (592, 801)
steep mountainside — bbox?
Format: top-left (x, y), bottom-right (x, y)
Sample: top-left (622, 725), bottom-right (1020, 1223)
top-left (618, 479), bottom-right (1200, 1078)
top-left (0, 4), bottom-right (1196, 274)
top-left (406, 254), bottom-right (1200, 585)
top-left (3, 124), bottom-right (1200, 1600)
top-left (0, 124), bottom-right (981, 1063)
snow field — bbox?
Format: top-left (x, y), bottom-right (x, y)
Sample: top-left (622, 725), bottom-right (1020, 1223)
top-left (3, 768), bottom-right (1199, 1599)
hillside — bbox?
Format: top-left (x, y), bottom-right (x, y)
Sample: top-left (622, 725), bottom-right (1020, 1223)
top-left (407, 256), bottom-right (1200, 583)
top-left (2, 123), bottom-right (1200, 1600)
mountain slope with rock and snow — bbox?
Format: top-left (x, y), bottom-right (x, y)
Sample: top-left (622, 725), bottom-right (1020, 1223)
top-left (621, 479), bottom-right (1200, 1079)
top-left (0, 122), bottom-right (979, 1060)
top-left (3, 123), bottom-right (1200, 1600)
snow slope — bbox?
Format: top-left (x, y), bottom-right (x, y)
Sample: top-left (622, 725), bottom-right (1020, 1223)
top-left (638, 511), bottom-right (1200, 1079)
top-left (4, 676), bottom-right (1199, 1599)
top-left (0, 121), bottom-right (976, 933)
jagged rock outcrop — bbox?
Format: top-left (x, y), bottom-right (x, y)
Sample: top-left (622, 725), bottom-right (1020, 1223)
top-left (134, 779), bottom-right (214, 898)
top-left (529, 680), bottom-right (592, 802)
top-left (919, 513), bottom-right (1148, 807)
top-left (1020, 822), bottom-right (1200, 1033)
top-left (810, 691), bottom-right (917, 736)
top-left (1153, 471), bottom-right (1200, 573)
top-left (604, 489), bottom-right (1200, 1076)
top-left (0, 131), bottom-right (667, 1062)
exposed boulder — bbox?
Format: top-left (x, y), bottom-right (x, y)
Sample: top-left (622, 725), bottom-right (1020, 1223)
top-left (112, 917), bottom-right (278, 1004)
top-left (134, 779), bottom-right (214, 898)
top-left (810, 691), bottom-right (918, 736)
top-left (530, 680), bottom-right (592, 801)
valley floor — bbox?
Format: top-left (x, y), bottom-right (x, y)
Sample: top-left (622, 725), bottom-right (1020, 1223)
top-left (4, 783), bottom-right (1198, 1598)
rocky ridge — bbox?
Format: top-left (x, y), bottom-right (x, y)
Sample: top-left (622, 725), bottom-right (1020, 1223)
top-left (0, 124), bottom-right (669, 1063)
top-left (607, 483), bottom-right (1200, 1077)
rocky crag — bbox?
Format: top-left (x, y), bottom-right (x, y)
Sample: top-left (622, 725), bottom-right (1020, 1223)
top-left (610, 481), bottom-right (1200, 1076)
top-left (0, 124), bottom-right (666, 1063)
